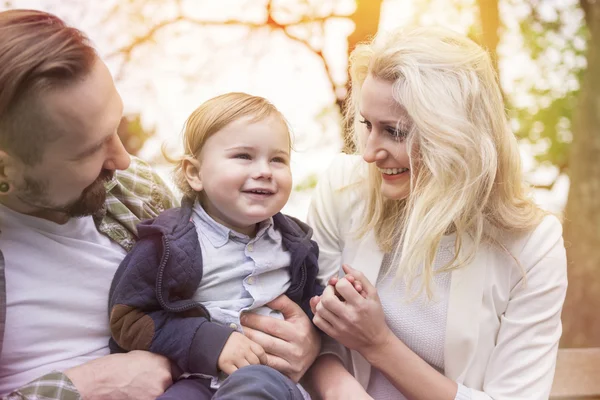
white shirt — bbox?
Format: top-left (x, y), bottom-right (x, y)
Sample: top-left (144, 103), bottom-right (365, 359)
top-left (366, 244), bottom-right (453, 399)
top-left (0, 204), bottom-right (127, 395)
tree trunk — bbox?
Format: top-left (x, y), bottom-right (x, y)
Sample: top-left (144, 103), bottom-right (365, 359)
top-left (476, 0), bottom-right (501, 74)
top-left (561, 0), bottom-right (600, 348)
top-left (342, 0), bottom-right (383, 152)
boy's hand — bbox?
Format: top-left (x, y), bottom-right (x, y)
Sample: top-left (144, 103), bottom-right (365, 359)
top-left (329, 268), bottom-right (368, 299)
top-left (217, 332), bottom-right (267, 375)
top-left (310, 266), bottom-right (368, 314)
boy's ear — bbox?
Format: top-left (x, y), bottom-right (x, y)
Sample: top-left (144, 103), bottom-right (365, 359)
top-left (182, 157), bottom-right (203, 192)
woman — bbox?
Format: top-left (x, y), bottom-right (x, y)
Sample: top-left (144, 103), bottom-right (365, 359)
top-left (306, 26), bottom-right (567, 400)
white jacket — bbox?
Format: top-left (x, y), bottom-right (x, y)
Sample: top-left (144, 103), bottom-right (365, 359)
top-left (306, 154), bottom-right (567, 400)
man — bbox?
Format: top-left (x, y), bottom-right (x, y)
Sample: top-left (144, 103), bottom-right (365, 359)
top-left (0, 9), bottom-right (320, 399)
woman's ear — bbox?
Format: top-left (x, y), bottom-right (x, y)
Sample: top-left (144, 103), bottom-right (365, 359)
top-left (182, 157), bottom-right (203, 192)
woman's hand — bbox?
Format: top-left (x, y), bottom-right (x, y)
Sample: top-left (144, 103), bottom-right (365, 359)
top-left (306, 354), bottom-right (374, 400)
top-left (311, 264), bottom-right (393, 356)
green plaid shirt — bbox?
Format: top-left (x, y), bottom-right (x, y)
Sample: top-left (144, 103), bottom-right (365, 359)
top-left (1, 156), bottom-right (178, 400)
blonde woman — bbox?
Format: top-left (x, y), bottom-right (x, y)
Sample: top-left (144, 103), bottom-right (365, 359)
top-left (306, 27), bottom-right (567, 400)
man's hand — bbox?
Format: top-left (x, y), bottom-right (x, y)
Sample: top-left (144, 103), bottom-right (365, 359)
top-left (240, 294), bottom-right (321, 383)
top-left (217, 332), bottom-right (268, 375)
top-left (65, 350), bottom-right (172, 400)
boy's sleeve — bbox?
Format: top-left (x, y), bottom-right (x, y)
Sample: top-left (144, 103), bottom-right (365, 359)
top-left (108, 235), bottom-right (234, 376)
top-left (299, 237), bottom-right (324, 321)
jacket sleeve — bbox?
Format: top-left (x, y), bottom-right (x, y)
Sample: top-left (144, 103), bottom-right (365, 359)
top-left (108, 235), bottom-right (234, 376)
top-left (468, 215), bottom-right (567, 400)
top-left (299, 238), bottom-right (325, 321)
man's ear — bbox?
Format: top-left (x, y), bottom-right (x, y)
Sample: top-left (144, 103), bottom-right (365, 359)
top-left (0, 150), bottom-right (18, 195)
top-left (182, 157), bottom-right (203, 192)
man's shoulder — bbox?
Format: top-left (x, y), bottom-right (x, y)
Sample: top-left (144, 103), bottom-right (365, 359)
top-left (114, 156), bottom-right (162, 190)
top-left (111, 156), bottom-right (178, 210)
top-left (98, 156), bottom-right (179, 250)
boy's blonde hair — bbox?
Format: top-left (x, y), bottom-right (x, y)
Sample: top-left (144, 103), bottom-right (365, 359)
top-left (172, 92), bottom-right (290, 199)
top-left (347, 27), bottom-right (546, 297)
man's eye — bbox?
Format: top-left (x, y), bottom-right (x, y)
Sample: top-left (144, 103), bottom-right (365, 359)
top-left (234, 153), bottom-right (251, 160)
top-left (359, 119), bottom-right (372, 130)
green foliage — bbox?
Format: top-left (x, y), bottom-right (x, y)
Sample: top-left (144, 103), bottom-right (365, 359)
top-left (511, 1), bottom-right (587, 170)
top-left (117, 114), bottom-right (154, 156)
top-left (294, 173), bottom-right (319, 191)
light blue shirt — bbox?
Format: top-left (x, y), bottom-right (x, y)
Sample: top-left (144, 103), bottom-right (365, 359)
top-left (190, 202), bottom-right (292, 331)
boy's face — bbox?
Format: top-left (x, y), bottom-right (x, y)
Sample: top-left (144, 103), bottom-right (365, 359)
top-left (194, 114), bottom-right (292, 236)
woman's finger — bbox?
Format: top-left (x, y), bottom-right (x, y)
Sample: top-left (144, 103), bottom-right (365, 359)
top-left (309, 295), bottom-right (320, 314)
top-left (335, 277), bottom-right (364, 305)
top-left (315, 300), bottom-right (343, 328)
top-left (342, 274), bottom-right (363, 293)
top-left (342, 264), bottom-right (376, 294)
top-left (319, 285), bottom-right (350, 317)
top-left (313, 313), bottom-right (335, 337)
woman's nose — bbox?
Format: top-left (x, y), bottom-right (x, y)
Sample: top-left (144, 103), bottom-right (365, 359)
top-left (362, 133), bottom-right (386, 164)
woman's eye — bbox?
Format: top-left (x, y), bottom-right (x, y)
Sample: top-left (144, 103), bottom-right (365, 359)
top-left (386, 127), bottom-right (408, 141)
top-left (359, 119), bottom-right (372, 131)
top-left (234, 153), bottom-right (251, 160)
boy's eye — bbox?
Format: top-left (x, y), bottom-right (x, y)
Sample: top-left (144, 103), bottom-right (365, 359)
top-left (234, 153), bottom-right (251, 160)
top-left (271, 156), bottom-right (288, 164)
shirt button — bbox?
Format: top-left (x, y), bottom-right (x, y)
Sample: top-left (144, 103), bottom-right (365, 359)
top-left (247, 244), bottom-right (254, 252)
top-left (229, 323), bottom-right (238, 330)
top-left (247, 277), bottom-right (255, 285)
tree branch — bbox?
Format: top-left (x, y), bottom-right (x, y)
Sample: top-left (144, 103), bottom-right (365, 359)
top-left (106, 3), bottom-right (349, 99)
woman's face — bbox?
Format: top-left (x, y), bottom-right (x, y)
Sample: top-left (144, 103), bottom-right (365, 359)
top-left (359, 75), bottom-right (413, 200)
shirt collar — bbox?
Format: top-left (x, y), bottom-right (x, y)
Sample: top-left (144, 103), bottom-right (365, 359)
top-left (191, 201), bottom-right (276, 247)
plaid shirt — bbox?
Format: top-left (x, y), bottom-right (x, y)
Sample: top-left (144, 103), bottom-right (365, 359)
top-left (1, 156), bottom-right (178, 400)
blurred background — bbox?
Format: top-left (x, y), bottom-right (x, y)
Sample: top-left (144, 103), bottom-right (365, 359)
top-left (2, 0), bottom-right (597, 349)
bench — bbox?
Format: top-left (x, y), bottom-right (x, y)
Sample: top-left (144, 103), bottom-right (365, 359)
top-left (550, 348), bottom-right (600, 399)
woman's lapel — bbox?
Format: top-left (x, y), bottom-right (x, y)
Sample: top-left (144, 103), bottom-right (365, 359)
top-left (345, 229), bottom-right (384, 387)
top-left (348, 230), bottom-right (384, 285)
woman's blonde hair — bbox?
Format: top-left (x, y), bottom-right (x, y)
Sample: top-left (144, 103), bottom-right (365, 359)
top-left (347, 27), bottom-right (546, 296)
top-left (171, 92), bottom-right (290, 199)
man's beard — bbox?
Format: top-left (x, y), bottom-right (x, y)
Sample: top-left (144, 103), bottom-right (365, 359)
top-left (19, 169), bottom-right (114, 218)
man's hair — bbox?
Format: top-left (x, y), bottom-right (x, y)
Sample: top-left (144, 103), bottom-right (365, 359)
top-left (0, 9), bottom-right (97, 164)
